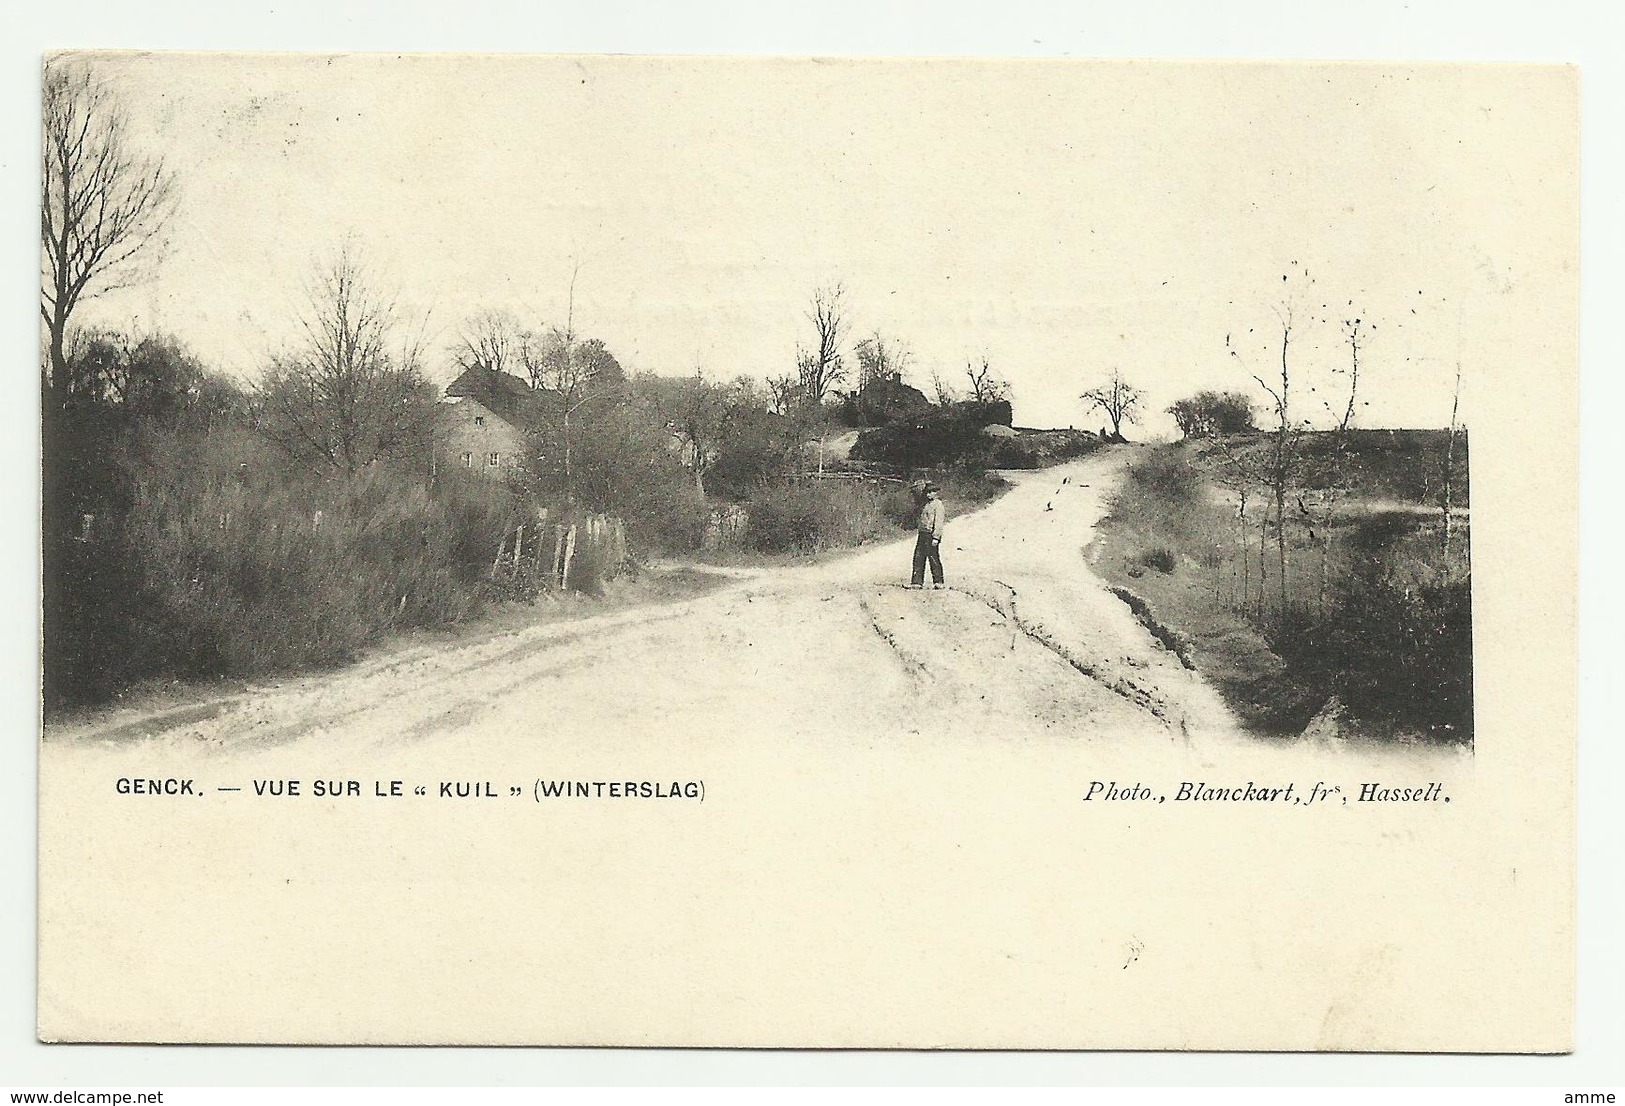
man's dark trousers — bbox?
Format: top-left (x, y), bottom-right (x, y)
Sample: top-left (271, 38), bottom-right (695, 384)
top-left (911, 532), bottom-right (944, 586)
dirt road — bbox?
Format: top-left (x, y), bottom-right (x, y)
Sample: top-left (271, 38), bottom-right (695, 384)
top-left (38, 447), bottom-right (1469, 1046)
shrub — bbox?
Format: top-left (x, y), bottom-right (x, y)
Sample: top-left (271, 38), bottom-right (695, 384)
top-left (42, 412), bottom-right (536, 708)
top-left (1168, 390), bottom-right (1257, 439)
top-left (851, 409), bottom-right (992, 470)
top-left (560, 529), bottom-right (619, 597)
top-left (744, 478), bottom-right (906, 554)
top-left (1139, 547), bottom-right (1177, 574)
top-left (987, 438), bottom-right (1041, 469)
top-left (1127, 449), bottom-right (1202, 504)
top-left (1319, 545), bottom-right (1473, 738)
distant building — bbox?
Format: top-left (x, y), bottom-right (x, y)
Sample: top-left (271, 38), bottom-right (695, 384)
top-left (846, 372), bottom-right (933, 426)
top-left (436, 366), bottom-right (539, 477)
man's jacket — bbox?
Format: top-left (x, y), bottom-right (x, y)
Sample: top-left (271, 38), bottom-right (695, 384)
top-left (917, 498), bottom-right (945, 540)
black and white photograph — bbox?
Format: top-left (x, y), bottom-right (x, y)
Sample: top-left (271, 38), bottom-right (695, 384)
top-left (32, 52), bottom-right (1576, 1051)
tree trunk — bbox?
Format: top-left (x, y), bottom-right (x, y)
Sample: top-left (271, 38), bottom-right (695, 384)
top-left (47, 310), bottom-right (69, 400)
top-left (562, 410), bottom-right (574, 506)
top-left (1257, 512), bottom-right (1269, 621)
top-left (1275, 482), bottom-right (1289, 617)
top-left (1239, 489), bottom-right (1250, 612)
top-left (1318, 523), bottom-right (1331, 620)
top-left (1443, 363), bottom-right (1461, 560)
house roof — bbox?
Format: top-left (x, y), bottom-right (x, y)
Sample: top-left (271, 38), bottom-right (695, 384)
top-left (444, 366), bottom-right (542, 427)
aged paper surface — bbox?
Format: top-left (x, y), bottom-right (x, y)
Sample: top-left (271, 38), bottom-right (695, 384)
top-left (36, 55), bottom-right (1576, 1049)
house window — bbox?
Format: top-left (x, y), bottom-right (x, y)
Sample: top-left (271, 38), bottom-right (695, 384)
top-left (487, 452), bottom-right (500, 467)
top-left (461, 452), bottom-right (473, 468)
top-left (474, 415), bottom-right (485, 427)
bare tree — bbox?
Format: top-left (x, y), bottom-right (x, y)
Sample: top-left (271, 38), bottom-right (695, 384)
top-left (1442, 300), bottom-right (1466, 562)
top-left (40, 57), bottom-right (178, 399)
top-left (854, 332), bottom-right (911, 390)
top-left (1440, 362), bottom-right (1466, 561)
top-left (798, 281), bottom-right (849, 405)
top-left (456, 308), bottom-right (523, 376)
top-left (669, 367), bottom-right (729, 496)
top-left (256, 242), bottom-right (434, 473)
top-left (521, 280), bottom-right (625, 506)
top-left (766, 374), bottom-right (800, 417)
top-left (1079, 369), bottom-right (1143, 439)
top-left (928, 367), bottom-right (958, 407)
top-left (1210, 451), bottom-right (1257, 612)
top-left (965, 355), bottom-right (1009, 405)
top-left (1228, 294), bottom-right (1307, 617)
top-left (519, 260), bottom-right (579, 387)
top-left (1304, 313), bottom-right (1369, 616)
top-left (524, 329), bottom-right (604, 501)
top-left (519, 263), bottom-right (603, 502)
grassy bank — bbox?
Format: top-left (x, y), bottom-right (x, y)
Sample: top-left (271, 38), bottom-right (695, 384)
top-left (1094, 439), bottom-right (1472, 744)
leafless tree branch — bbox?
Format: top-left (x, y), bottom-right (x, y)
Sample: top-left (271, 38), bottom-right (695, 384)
top-left (40, 57), bottom-right (178, 398)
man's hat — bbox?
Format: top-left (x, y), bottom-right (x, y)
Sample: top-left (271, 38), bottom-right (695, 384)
top-left (924, 481), bottom-right (941, 493)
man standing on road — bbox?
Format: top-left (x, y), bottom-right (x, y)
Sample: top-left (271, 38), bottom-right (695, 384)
top-left (910, 481), bottom-right (946, 589)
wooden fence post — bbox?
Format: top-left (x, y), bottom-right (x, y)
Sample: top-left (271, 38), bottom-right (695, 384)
top-left (561, 524), bottom-right (578, 591)
top-left (490, 531), bottom-right (509, 580)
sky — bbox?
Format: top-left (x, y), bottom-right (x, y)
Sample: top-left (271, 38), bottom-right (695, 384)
top-left (62, 53), bottom-right (1575, 436)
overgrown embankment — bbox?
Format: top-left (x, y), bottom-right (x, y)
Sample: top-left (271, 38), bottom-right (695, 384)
top-left (852, 408), bottom-right (1102, 471)
top-left (1093, 436), bottom-right (1472, 744)
top-left (43, 412), bottom-right (541, 709)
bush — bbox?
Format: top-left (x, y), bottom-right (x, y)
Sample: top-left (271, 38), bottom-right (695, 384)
top-left (1318, 542), bottom-right (1473, 738)
top-left (987, 438), bottom-right (1042, 469)
top-left (744, 478), bottom-right (906, 554)
top-left (1139, 547), bottom-right (1177, 574)
top-left (1127, 449), bottom-right (1202, 503)
top-left (1168, 390), bottom-right (1257, 439)
top-left (133, 457), bottom-right (521, 670)
top-left (559, 528), bottom-right (619, 597)
top-left (42, 411), bottom-right (534, 708)
top-left (740, 470), bottom-right (1008, 556)
top-left (851, 409), bottom-right (992, 470)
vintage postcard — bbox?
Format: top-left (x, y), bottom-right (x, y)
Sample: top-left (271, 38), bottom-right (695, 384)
top-left (37, 54), bottom-right (1576, 1048)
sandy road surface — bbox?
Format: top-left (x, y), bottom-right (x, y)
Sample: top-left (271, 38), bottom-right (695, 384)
top-left (39, 447), bottom-right (1472, 1047)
